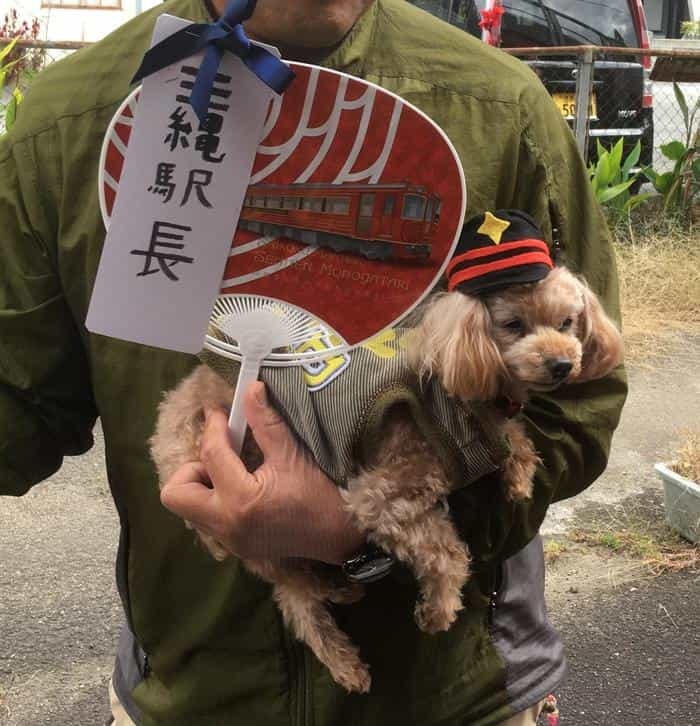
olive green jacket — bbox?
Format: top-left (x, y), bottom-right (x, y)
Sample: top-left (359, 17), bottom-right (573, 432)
top-left (0, 1), bottom-right (626, 724)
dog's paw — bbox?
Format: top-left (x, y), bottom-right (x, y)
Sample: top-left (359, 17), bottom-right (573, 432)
top-left (414, 599), bottom-right (460, 634)
top-left (334, 662), bottom-right (372, 694)
top-left (504, 472), bottom-right (534, 501)
top-left (502, 452), bottom-right (538, 501)
top-left (195, 530), bottom-right (231, 562)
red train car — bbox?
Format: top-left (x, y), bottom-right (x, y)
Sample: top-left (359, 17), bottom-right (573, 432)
top-left (239, 182), bottom-right (441, 261)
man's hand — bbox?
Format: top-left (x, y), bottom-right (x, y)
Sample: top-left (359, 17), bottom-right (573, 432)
top-left (160, 382), bottom-right (365, 565)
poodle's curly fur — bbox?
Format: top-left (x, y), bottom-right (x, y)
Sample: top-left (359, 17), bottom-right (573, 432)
top-left (150, 265), bottom-right (623, 694)
top-left (411, 266), bottom-right (624, 500)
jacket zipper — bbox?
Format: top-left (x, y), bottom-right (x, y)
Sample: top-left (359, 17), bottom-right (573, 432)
top-left (296, 643), bottom-right (307, 726)
top-left (283, 626), bottom-right (307, 726)
top-left (488, 587), bottom-right (498, 627)
top-left (487, 562), bottom-right (503, 629)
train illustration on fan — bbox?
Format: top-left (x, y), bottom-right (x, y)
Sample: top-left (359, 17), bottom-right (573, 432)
top-left (238, 182), bottom-right (441, 261)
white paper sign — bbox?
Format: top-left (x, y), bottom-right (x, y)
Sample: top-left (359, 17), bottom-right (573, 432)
top-left (87, 14), bottom-right (278, 353)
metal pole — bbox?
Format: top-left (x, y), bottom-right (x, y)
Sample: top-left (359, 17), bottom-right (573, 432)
top-left (505, 45), bottom-right (700, 58)
top-left (0, 38), bottom-right (91, 50)
top-left (574, 47), bottom-right (594, 162)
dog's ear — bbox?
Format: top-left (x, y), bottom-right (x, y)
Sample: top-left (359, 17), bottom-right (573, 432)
top-left (577, 282), bottom-right (624, 381)
top-left (409, 292), bottom-right (505, 400)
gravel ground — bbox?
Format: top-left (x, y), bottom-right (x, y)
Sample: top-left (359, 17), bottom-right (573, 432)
top-left (548, 560), bottom-right (700, 726)
top-left (0, 429), bottom-right (121, 725)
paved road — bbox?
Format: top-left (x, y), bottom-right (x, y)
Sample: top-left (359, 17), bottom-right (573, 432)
top-left (1, 337), bottom-right (698, 725)
top-left (0, 429), bottom-right (121, 725)
top-left (544, 335), bottom-right (700, 535)
top-left (549, 568), bottom-right (700, 726)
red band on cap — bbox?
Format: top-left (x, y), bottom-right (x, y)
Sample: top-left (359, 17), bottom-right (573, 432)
top-left (447, 251), bottom-right (554, 291)
top-left (446, 238), bottom-right (551, 276)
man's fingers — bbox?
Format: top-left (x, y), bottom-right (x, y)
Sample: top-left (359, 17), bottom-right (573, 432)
top-left (244, 382), bottom-right (294, 462)
top-left (162, 460), bottom-right (210, 490)
top-left (160, 461), bottom-right (218, 525)
top-left (199, 407), bottom-right (251, 489)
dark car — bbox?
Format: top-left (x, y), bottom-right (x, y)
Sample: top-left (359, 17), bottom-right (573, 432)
top-left (410, 1), bottom-right (654, 169)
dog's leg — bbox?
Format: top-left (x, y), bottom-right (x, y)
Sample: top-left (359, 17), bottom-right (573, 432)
top-left (374, 508), bottom-right (470, 634)
top-left (501, 418), bottom-right (540, 500)
top-left (343, 410), bottom-right (470, 634)
top-left (252, 563), bottom-right (371, 694)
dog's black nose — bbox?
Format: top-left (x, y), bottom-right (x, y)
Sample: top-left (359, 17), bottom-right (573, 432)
top-left (547, 358), bottom-right (573, 381)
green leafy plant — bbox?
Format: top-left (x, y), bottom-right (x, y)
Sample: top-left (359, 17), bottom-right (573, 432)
top-left (588, 138), bottom-right (652, 223)
top-left (0, 37), bottom-right (22, 132)
top-left (681, 20), bottom-right (700, 39)
top-left (1, 10), bottom-right (45, 134)
top-left (643, 83), bottom-right (699, 221)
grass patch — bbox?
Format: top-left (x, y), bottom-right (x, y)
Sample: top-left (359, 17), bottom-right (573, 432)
top-left (543, 539), bottom-right (569, 563)
top-left (612, 212), bottom-right (700, 362)
top-left (567, 492), bottom-right (699, 577)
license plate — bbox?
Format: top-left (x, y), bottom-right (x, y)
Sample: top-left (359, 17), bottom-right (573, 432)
top-left (553, 92), bottom-right (598, 119)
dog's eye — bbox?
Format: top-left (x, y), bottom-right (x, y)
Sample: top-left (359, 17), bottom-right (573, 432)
top-left (504, 319), bottom-right (523, 332)
top-left (560, 317), bottom-right (573, 331)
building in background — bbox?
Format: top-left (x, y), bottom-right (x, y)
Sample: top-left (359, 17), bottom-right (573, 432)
top-left (644, 0), bottom-right (695, 38)
top-left (8, 0), bottom-right (160, 43)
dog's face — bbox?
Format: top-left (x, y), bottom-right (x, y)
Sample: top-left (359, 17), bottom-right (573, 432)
top-left (485, 267), bottom-right (585, 392)
top-left (411, 266), bottom-right (624, 402)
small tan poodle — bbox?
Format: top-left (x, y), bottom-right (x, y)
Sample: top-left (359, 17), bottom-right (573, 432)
top-left (150, 210), bottom-right (623, 693)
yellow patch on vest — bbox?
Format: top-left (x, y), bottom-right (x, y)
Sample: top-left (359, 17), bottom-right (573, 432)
top-left (296, 333), bottom-right (351, 391)
top-left (361, 329), bottom-right (404, 359)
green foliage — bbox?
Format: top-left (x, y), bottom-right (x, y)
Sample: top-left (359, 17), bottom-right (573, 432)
top-left (681, 20), bottom-right (700, 39)
top-left (643, 83), bottom-right (699, 222)
top-left (0, 38), bottom-right (20, 132)
top-left (1, 11), bottom-right (45, 134)
top-left (1, 37), bottom-right (26, 133)
top-left (588, 139), bottom-right (652, 223)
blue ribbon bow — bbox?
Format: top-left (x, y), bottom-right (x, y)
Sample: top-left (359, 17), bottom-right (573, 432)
top-left (131, 0), bottom-right (295, 123)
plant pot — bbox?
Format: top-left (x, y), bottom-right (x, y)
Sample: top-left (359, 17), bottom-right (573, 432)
top-left (654, 463), bottom-right (700, 544)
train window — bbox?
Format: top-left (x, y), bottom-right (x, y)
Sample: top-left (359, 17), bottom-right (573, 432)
top-left (283, 197), bottom-right (299, 210)
top-left (300, 197), bottom-right (323, 212)
top-left (266, 197), bottom-right (282, 209)
top-left (326, 197), bottom-right (350, 214)
top-left (383, 196), bottom-right (395, 215)
top-left (359, 193), bottom-right (375, 217)
top-left (402, 194), bottom-right (426, 220)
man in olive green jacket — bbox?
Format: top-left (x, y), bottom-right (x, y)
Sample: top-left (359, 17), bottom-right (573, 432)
top-left (0, 0), bottom-right (626, 724)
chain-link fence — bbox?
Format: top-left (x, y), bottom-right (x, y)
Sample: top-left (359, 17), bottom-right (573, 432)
top-left (3, 38), bottom-right (699, 179)
top-left (506, 45), bottom-right (700, 177)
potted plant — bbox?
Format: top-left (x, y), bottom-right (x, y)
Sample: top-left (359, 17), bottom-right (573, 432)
top-left (655, 430), bottom-right (700, 544)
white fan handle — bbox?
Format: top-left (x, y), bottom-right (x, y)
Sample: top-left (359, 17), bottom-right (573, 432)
top-left (228, 356), bottom-right (263, 454)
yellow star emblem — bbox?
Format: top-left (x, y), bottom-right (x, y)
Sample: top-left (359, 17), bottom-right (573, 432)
top-left (477, 211), bottom-right (511, 245)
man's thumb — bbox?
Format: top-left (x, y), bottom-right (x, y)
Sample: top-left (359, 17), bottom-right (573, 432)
top-left (244, 381), bottom-right (293, 460)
